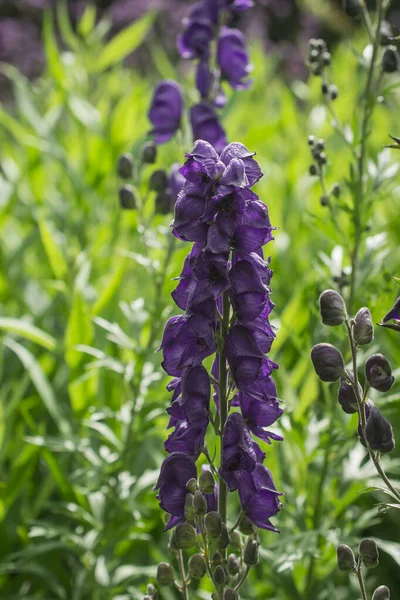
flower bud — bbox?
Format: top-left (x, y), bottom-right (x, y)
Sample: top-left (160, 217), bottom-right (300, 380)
top-left (319, 290), bottom-right (346, 326)
top-left (228, 553), bottom-right (240, 576)
top-left (329, 84), bottom-right (338, 100)
top-left (343, 0), bottom-right (361, 17)
top-left (336, 544), bottom-right (356, 572)
top-left (144, 595), bottom-right (152, 600)
top-left (156, 562), bottom-right (175, 586)
top-left (213, 565), bottom-right (227, 586)
top-left (365, 354), bottom-right (394, 392)
top-left (119, 184), bottom-right (136, 210)
top-left (338, 372), bottom-right (361, 414)
top-left (193, 490), bottom-right (207, 516)
top-left (184, 493), bottom-right (194, 521)
top-left (372, 586), bottom-right (390, 600)
top-left (117, 153), bottom-right (134, 179)
top-left (244, 539), bottom-right (259, 566)
top-left (239, 514), bottom-right (255, 536)
top-left (311, 343), bottom-right (345, 382)
top-left (230, 530), bottom-right (242, 550)
top-left (146, 583), bottom-right (158, 598)
top-left (224, 589), bottom-right (238, 600)
top-left (359, 538), bottom-right (379, 568)
top-left (141, 141), bottom-right (157, 164)
top-left (188, 553), bottom-right (207, 580)
top-left (186, 478), bottom-right (198, 494)
top-left (150, 169), bottom-right (168, 192)
top-left (383, 47), bottom-right (399, 73)
top-left (365, 406), bottom-right (395, 454)
top-left (354, 307), bottom-right (374, 345)
top-left (175, 522), bottom-right (198, 550)
top-left (217, 523), bottom-right (230, 550)
top-left (205, 511), bottom-right (222, 539)
top-left (358, 400), bottom-right (374, 448)
top-left (211, 551), bottom-right (223, 567)
top-left (199, 469), bottom-right (215, 495)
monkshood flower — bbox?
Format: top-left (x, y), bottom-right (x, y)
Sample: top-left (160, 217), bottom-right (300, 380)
top-left (237, 464), bottom-right (282, 531)
top-left (190, 103), bottom-right (228, 154)
top-left (148, 80), bottom-right (183, 143)
top-left (218, 27), bottom-right (253, 90)
top-left (177, 0), bottom-right (218, 60)
top-left (379, 297), bottom-right (400, 332)
top-left (220, 413), bottom-right (257, 491)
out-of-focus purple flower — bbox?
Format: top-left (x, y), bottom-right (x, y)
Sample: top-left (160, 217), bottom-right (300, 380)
top-left (237, 463), bottom-right (282, 531)
top-left (168, 163), bottom-right (185, 204)
top-left (190, 103), bottom-right (228, 154)
top-left (196, 60), bottom-right (213, 98)
top-left (223, 0), bottom-right (254, 12)
top-left (148, 80), bottom-right (183, 143)
top-left (220, 412), bottom-right (256, 491)
top-left (177, 0), bottom-right (218, 60)
top-left (240, 391), bottom-right (283, 443)
top-left (225, 325), bottom-right (265, 388)
top-left (217, 27), bottom-right (253, 91)
top-left (160, 314), bottom-right (216, 376)
top-left (154, 452), bottom-right (197, 530)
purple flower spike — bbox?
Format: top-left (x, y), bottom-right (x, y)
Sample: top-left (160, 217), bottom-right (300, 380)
top-left (148, 80), bottom-right (183, 144)
top-left (225, 324), bottom-right (265, 388)
top-left (217, 27), bottom-right (253, 91)
top-left (220, 412), bottom-right (257, 491)
top-left (154, 452), bottom-right (197, 530)
top-left (190, 103), bottom-right (228, 154)
top-left (237, 464), bottom-right (282, 531)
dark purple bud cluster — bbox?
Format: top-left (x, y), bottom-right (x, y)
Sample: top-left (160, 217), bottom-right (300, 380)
top-left (156, 139), bottom-right (283, 534)
top-left (148, 1), bottom-right (254, 153)
top-left (336, 538), bottom-right (380, 577)
top-left (307, 137), bottom-right (341, 207)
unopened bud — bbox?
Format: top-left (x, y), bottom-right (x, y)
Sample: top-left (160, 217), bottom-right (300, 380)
top-left (188, 553), bottom-right (207, 580)
top-left (359, 538), bottom-right (379, 568)
top-left (329, 84), bottom-right (338, 100)
top-left (141, 141), bottom-right (157, 164)
top-left (244, 539), bottom-right (259, 566)
top-left (319, 289), bottom-right (347, 326)
top-left (199, 469), bottom-right (215, 495)
top-left (156, 562), bottom-right (174, 586)
top-left (117, 153), bottom-right (134, 179)
top-left (211, 551), bottom-right (223, 567)
top-left (239, 514), bottom-right (255, 536)
top-left (365, 354), bottom-right (394, 392)
top-left (332, 183), bottom-right (341, 197)
top-left (336, 544), bottom-right (356, 572)
top-left (365, 406), bottom-right (395, 454)
top-left (230, 530), bottom-right (242, 550)
top-left (228, 553), bottom-right (240, 576)
top-left (150, 169), bottom-right (168, 192)
top-left (343, 0), bottom-right (361, 17)
top-left (205, 511), bottom-right (222, 539)
top-left (184, 493), bottom-right (194, 521)
top-left (146, 583), bottom-right (157, 598)
top-left (309, 164), bottom-right (318, 176)
top-left (338, 372), bottom-right (361, 414)
top-left (119, 184), bottom-right (136, 209)
top-left (193, 490), bottom-right (207, 516)
top-left (383, 47), bottom-right (399, 73)
top-left (311, 343), bottom-right (345, 382)
top-left (224, 589), bottom-right (238, 600)
top-left (320, 195), bottom-right (329, 206)
top-left (213, 565), bottom-right (226, 586)
top-left (175, 522), bottom-right (198, 550)
top-left (217, 523), bottom-right (230, 550)
top-left (354, 307), bottom-right (374, 345)
top-left (144, 595), bottom-right (152, 600)
top-left (186, 478), bottom-right (198, 494)
top-left (372, 586), bottom-right (390, 600)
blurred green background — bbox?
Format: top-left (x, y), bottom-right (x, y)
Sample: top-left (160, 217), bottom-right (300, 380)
top-left (0, 1), bottom-right (400, 599)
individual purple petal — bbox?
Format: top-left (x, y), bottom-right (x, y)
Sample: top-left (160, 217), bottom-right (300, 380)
top-left (168, 163), bottom-right (185, 204)
top-left (229, 258), bottom-right (268, 322)
top-left (173, 183), bottom-right (210, 242)
top-left (244, 306), bottom-right (276, 353)
top-left (206, 222), bottom-right (231, 254)
top-left (240, 392), bottom-right (283, 443)
top-left (221, 158), bottom-right (249, 187)
top-left (237, 464), bottom-right (282, 532)
top-left (148, 80), bottom-right (183, 144)
top-left (217, 27), bottom-right (253, 91)
top-left (165, 420), bottom-right (207, 460)
top-left (225, 324), bottom-right (264, 388)
top-left (381, 297), bottom-right (400, 324)
top-left (181, 139), bottom-right (222, 182)
top-left (220, 412), bottom-right (257, 491)
top-left (232, 199), bottom-right (274, 253)
top-left (190, 103), bottom-right (228, 154)
top-left (220, 142), bottom-right (262, 186)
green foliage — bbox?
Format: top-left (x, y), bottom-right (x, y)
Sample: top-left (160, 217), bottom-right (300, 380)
top-left (0, 6), bottom-right (399, 599)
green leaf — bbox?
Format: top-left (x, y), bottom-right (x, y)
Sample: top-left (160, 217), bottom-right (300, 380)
top-left (65, 293), bottom-right (94, 370)
top-left (68, 96), bottom-right (101, 130)
top-left (0, 318), bottom-right (57, 351)
top-left (96, 11), bottom-right (155, 71)
top-left (38, 219), bottom-right (68, 280)
top-left (43, 11), bottom-right (66, 88)
top-left (4, 337), bottom-right (73, 438)
top-left (78, 4), bottom-right (97, 38)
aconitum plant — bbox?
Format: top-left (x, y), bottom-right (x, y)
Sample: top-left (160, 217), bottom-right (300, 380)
top-left (150, 139), bottom-right (283, 599)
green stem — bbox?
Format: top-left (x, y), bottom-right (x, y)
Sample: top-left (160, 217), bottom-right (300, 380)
top-left (356, 564), bottom-right (368, 600)
top-left (345, 320), bottom-right (400, 502)
top-left (177, 550), bottom-right (190, 600)
top-left (218, 293), bottom-right (230, 527)
top-left (349, 0), bottom-right (384, 313)
top-left (234, 565), bottom-right (250, 591)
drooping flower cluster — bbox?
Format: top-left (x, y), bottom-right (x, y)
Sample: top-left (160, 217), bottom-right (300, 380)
top-left (155, 139), bottom-right (283, 533)
top-left (148, 0), bottom-right (253, 153)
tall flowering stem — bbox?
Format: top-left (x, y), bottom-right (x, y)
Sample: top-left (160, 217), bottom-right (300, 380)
top-left (154, 139), bottom-right (284, 597)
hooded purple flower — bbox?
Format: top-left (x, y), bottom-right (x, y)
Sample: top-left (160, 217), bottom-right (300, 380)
top-left (178, 0), bottom-right (218, 60)
top-left (190, 103), bottom-right (227, 154)
top-left (160, 314), bottom-right (216, 376)
top-left (237, 464), bottom-right (282, 531)
top-left (154, 452), bottom-right (197, 530)
top-left (165, 420), bottom-right (207, 460)
top-left (168, 364), bottom-right (210, 427)
top-left (225, 324), bottom-right (265, 388)
top-left (240, 391), bottom-right (283, 443)
top-left (173, 182), bottom-right (211, 242)
top-left (180, 140), bottom-right (223, 183)
top-left (380, 297), bottom-right (400, 331)
top-left (243, 305), bottom-right (276, 353)
top-left (232, 199), bottom-right (274, 253)
top-left (220, 412), bottom-right (257, 491)
top-left (220, 143), bottom-right (263, 187)
top-left (217, 27), bottom-right (252, 91)
top-left (229, 258), bottom-right (269, 322)
top-left (148, 80), bottom-right (183, 144)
